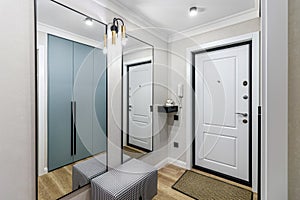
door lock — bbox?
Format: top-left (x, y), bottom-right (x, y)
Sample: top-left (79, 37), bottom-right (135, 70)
top-left (243, 119), bottom-right (248, 124)
top-left (243, 95), bottom-right (248, 100)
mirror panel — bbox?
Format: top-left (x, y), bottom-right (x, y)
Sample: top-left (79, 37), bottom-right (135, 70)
top-left (37, 0), bottom-right (107, 199)
top-left (122, 35), bottom-right (154, 162)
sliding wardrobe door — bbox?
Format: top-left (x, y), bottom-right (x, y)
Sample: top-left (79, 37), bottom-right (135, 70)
top-left (73, 42), bottom-right (94, 161)
top-left (48, 35), bottom-right (73, 171)
top-left (92, 48), bottom-right (107, 155)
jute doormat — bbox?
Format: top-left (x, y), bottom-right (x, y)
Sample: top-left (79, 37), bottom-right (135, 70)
top-left (172, 170), bottom-right (253, 200)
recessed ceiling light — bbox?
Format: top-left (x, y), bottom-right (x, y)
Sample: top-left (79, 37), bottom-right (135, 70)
top-left (189, 7), bottom-right (205, 17)
top-left (84, 17), bottom-right (93, 26)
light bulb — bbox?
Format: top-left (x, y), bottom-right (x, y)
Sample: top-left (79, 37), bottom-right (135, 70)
top-left (121, 37), bottom-right (128, 46)
top-left (112, 31), bottom-right (116, 45)
top-left (103, 47), bottom-right (107, 55)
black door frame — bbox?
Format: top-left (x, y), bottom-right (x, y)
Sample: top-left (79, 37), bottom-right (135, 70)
top-left (126, 60), bottom-right (153, 153)
top-left (192, 41), bottom-right (253, 187)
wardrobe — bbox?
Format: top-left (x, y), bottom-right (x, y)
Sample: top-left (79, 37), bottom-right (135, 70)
top-left (48, 35), bottom-right (106, 171)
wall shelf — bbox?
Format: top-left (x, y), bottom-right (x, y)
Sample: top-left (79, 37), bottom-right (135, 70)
top-left (157, 105), bottom-right (178, 113)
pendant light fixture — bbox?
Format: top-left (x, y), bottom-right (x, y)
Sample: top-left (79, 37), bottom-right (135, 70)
top-left (103, 17), bottom-right (127, 54)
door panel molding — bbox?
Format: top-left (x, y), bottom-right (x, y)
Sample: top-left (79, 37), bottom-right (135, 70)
top-left (194, 42), bottom-right (252, 186)
top-left (127, 61), bottom-right (153, 151)
top-left (122, 58), bottom-right (153, 153)
top-left (186, 32), bottom-right (260, 192)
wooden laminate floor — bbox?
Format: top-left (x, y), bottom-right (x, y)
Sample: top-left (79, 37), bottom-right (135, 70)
top-left (38, 157), bottom-right (91, 200)
top-left (38, 163), bottom-right (73, 200)
top-left (39, 162), bottom-right (257, 200)
top-left (123, 145), bottom-right (147, 159)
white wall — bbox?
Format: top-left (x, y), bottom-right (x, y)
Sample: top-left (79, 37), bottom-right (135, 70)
top-left (167, 18), bottom-right (261, 163)
top-left (0, 0), bottom-right (35, 199)
top-left (107, 34), bottom-right (123, 169)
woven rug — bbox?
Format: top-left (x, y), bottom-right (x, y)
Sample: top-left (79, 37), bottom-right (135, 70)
top-left (172, 170), bottom-right (253, 200)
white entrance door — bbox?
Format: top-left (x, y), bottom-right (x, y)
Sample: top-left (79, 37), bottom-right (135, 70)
top-left (128, 62), bottom-right (152, 151)
top-left (195, 44), bottom-right (250, 182)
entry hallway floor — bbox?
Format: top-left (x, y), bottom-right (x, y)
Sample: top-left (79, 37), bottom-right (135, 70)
top-left (154, 164), bottom-right (257, 200)
top-left (39, 162), bottom-right (257, 200)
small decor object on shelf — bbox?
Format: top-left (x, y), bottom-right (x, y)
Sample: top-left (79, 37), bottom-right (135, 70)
top-left (165, 99), bottom-right (175, 107)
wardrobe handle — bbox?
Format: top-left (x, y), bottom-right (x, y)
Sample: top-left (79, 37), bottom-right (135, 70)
top-left (71, 101), bottom-right (74, 156)
top-left (73, 101), bottom-right (77, 155)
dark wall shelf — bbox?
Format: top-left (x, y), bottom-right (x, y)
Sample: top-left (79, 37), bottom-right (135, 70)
top-left (157, 105), bottom-right (178, 113)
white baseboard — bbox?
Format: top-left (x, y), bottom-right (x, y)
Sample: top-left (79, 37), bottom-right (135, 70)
top-left (168, 158), bottom-right (187, 169)
top-left (154, 158), bottom-right (170, 169)
top-left (154, 157), bottom-right (187, 170)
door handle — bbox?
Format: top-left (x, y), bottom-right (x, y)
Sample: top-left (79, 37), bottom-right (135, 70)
top-left (71, 101), bottom-right (77, 156)
top-left (71, 102), bottom-right (74, 156)
top-left (235, 112), bottom-right (248, 117)
top-left (73, 101), bottom-right (77, 155)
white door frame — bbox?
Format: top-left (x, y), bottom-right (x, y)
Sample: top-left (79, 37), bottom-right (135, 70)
top-left (122, 56), bottom-right (153, 151)
top-left (186, 32), bottom-right (260, 192)
top-left (261, 0), bottom-right (288, 199)
top-left (37, 45), bottom-right (48, 176)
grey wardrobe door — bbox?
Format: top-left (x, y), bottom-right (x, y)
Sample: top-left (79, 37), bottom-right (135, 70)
top-left (73, 42), bottom-right (94, 161)
top-left (92, 48), bottom-right (107, 155)
top-left (48, 35), bottom-right (73, 171)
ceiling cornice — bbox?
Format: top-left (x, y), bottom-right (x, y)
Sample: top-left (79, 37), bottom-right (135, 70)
top-left (168, 8), bottom-right (259, 43)
top-left (92, 0), bottom-right (259, 44)
top-left (92, 0), bottom-right (169, 42)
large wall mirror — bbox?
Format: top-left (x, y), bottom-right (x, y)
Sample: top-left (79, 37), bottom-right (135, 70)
top-left (37, 0), bottom-right (107, 199)
top-left (122, 35), bottom-right (154, 162)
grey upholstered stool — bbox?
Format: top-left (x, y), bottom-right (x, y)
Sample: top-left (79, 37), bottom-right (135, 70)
top-left (72, 153), bottom-right (131, 190)
top-left (91, 158), bottom-right (158, 200)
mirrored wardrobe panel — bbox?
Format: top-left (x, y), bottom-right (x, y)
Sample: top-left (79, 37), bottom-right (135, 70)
top-left (122, 35), bottom-right (154, 162)
top-left (37, 0), bottom-right (107, 199)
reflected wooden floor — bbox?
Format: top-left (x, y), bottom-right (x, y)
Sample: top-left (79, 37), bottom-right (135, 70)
top-left (38, 157), bottom-right (91, 200)
top-left (154, 164), bottom-right (258, 200)
top-left (38, 164), bottom-right (73, 200)
top-left (123, 145), bottom-right (147, 159)
top-left (39, 162), bottom-right (257, 200)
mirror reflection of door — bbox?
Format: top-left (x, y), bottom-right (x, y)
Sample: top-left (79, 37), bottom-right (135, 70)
top-left (128, 61), bottom-right (152, 152)
top-left (122, 35), bottom-right (154, 161)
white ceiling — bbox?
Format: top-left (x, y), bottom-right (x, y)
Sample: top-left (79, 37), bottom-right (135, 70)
top-left (37, 0), bottom-right (106, 42)
top-left (37, 0), bottom-right (258, 43)
top-left (37, 0), bottom-right (151, 49)
top-left (110, 0), bottom-right (258, 36)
